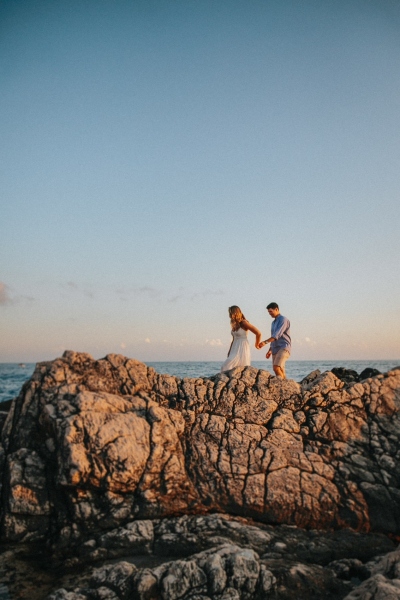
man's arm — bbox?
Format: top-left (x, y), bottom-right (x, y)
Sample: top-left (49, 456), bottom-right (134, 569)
top-left (258, 336), bottom-right (275, 348)
top-left (259, 335), bottom-right (275, 359)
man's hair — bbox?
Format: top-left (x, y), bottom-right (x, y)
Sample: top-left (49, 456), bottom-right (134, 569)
top-left (267, 302), bottom-right (279, 310)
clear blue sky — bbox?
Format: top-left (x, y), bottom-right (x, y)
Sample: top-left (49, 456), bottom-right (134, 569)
top-left (1, 0), bottom-right (399, 362)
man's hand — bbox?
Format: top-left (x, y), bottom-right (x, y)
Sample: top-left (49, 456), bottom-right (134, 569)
top-left (257, 341), bottom-right (266, 349)
top-left (266, 349), bottom-right (272, 359)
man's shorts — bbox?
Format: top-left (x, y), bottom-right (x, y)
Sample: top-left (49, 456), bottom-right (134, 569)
top-left (272, 349), bottom-right (290, 368)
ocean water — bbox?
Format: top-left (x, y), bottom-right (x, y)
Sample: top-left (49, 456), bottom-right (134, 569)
top-left (148, 360), bottom-right (400, 382)
top-left (0, 363), bottom-right (36, 405)
top-left (0, 360), bottom-right (399, 405)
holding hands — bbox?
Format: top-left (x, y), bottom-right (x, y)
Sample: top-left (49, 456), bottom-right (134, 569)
top-left (256, 339), bottom-right (272, 359)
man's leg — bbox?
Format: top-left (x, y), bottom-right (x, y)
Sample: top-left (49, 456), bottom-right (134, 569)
top-left (273, 365), bottom-right (285, 379)
top-left (282, 362), bottom-right (286, 379)
top-left (272, 350), bottom-right (290, 379)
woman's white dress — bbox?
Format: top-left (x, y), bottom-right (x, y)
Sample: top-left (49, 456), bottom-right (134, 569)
top-left (221, 327), bottom-right (251, 372)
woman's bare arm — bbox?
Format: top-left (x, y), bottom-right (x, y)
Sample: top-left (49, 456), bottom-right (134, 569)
top-left (241, 320), bottom-right (262, 348)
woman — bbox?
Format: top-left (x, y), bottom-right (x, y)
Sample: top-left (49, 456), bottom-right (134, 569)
top-left (221, 305), bottom-right (262, 372)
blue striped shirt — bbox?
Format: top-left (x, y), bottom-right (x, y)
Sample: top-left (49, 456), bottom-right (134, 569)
top-left (271, 315), bottom-right (291, 354)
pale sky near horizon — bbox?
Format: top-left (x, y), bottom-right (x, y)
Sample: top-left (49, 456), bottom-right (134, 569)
top-left (1, 0), bottom-right (399, 363)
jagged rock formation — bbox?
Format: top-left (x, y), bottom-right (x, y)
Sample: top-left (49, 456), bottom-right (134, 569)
top-left (0, 512), bottom-right (397, 599)
top-left (331, 367), bottom-right (381, 385)
top-left (42, 530), bottom-right (400, 600)
top-left (1, 351), bottom-right (400, 550)
top-left (0, 352), bottom-right (400, 599)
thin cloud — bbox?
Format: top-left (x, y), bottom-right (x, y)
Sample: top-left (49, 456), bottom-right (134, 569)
top-left (0, 282), bottom-right (13, 305)
top-left (0, 282), bottom-right (34, 306)
top-left (191, 289), bottom-right (225, 301)
top-left (63, 281), bottom-right (95, 299)
top-left (304, 337), bottom-right (317, 346)
top-left (116, 286), bottom-right (161, 300)
top-left (168, 286), bottom-right (186, 303)
top-left (205, 338), bottom-right (224, 347)
top-left (138, 286), bottom-right (160, 295)
top-left (168, 294), bottom-right (184, 303)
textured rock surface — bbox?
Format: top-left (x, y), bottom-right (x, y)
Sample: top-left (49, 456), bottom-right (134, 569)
top-left (52, 512), bottom-right (396, 567)
top-left (341, 545), bottom-right (400, 599)
top-left (1, 351), bottom-right (400, 551)
top-left (330, 367), bottom-right (382, 385)
top-left (2, 513), bottom-right (395, 600)
top-left (1, 352), bottom-right (400, 599)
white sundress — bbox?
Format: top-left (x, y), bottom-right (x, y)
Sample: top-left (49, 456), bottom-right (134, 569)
top-left (221, 327), bottom-right (251, 372)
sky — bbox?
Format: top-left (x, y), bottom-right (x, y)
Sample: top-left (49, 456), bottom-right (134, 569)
top-left (1, 0), bottom-right (399, 363)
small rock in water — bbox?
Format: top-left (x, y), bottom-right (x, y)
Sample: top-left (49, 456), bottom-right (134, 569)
top-left (331, 367), bottom-right (359, 383)
top-left (359, 367), bottom-right (381, 380)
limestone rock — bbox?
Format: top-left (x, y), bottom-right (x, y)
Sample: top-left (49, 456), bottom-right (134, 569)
top-left (45, 538), bottom-right (352, 600)
top-left (360, 368), bottom-right (381, 381)
top-left (331, 367), bottom-right (360, 384)
top-left (342, 547), bottom-right (400, 599)
top-left (0, 512), bottom-right (396, 600)
top-left (1, 352), bottom-right (400, 549)
top-left (48, 542), bottom-right (342, 600)
top-left (60, 511), bottom-right (393, 566)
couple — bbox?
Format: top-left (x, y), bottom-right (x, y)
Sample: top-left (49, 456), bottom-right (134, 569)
top-left (221, 303), bottom-right (291, 379)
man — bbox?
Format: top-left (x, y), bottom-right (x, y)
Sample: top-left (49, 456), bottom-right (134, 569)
top-left (259, 302), bottom-right (291, 379)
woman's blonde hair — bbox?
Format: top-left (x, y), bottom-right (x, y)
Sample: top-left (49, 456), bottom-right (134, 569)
top-left (229, 305), bottom-right (246, 330)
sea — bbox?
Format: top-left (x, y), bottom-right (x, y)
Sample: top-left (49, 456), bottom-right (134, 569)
top-left (0, 360), bottom-right (399, 405)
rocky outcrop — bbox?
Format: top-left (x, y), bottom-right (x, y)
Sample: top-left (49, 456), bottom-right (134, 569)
top-left (1, 351), bottom-right (400, 552)
top-left (337, 544), bottom-right (400, 599)
top-left (1, 352), bottom-right (400, 598)
top-left (330, 367), bottom-right (381, 385)
top-left (54, 512), bottom-right (396, 568)
top-left (1, 513), bottom-right (395, 600)
top-left (44, 539), bottom-right (400, 600)
top-left (47, 543), bottom-right (346, 600)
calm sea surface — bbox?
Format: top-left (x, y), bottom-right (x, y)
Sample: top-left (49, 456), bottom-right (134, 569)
top-left (1, 360), bottom-right (399, 405)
